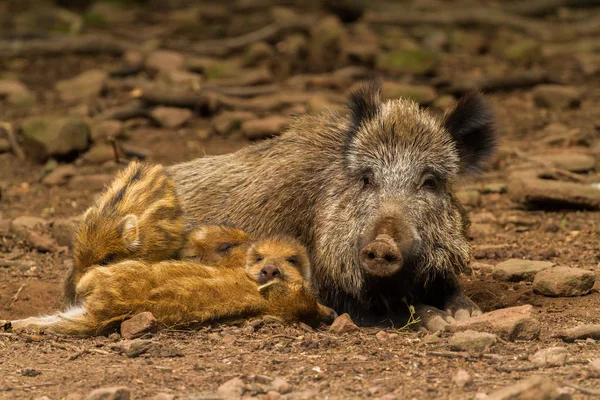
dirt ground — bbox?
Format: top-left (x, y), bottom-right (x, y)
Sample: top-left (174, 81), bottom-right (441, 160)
top-left (0, 0), bottom-right (599, 399)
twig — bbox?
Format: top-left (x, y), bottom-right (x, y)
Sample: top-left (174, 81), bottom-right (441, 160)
top-left (0, 122), bottom-right (25, 160)
top-left (270, 334), bottom-right (299, 340)
top-left (0, 259), bottom-right (36, 268)
top-left (0, 382), bottom-right (57, 391)
top-left (11, 284), bottom-right (25, 304)
top-left (202, 84), bottom-right (279, 98)
top-left (428, 351), bottom-right (469, 359)
top-left (0, 35), bottom-right (128, 58)
top-left (441, 71), bottom-right (556, 96)
top-left (504, 0), bottom-right (600, 17)
top-left (562, 381), bottom-right (600, 396)
top-left (495, 364), bottom-right (539, 373)
top-left (94, 101), bottom-right (149, 121)
top-left (121, 144), bottom-right (149, 160)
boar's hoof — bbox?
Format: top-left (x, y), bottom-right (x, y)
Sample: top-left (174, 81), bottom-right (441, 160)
top-left (444, 292), bottom-right (482, 321)
top-left (414, 304), bottom-right (456, 333)
top-left (359, 234), bottom-right (402, 276)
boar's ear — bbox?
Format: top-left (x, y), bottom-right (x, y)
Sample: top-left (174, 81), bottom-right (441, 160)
top-left (347, 81), bottom-right (382, 137)
top-left (444, 91), bottom-right (496, 175)
top-left (118, 214), bottom-right (140, 251)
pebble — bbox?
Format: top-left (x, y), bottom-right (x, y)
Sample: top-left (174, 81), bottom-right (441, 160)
top-left (453, 369), bottom-right (472, 388)
top-left (375, 330), bottom-right (391, 341)
top-left (241, 116), bottom-right (290, 140)
top-left (10, 216), bottom-right (48, 234)
top-left (26, 231), bottom-right (58, 252)
top-left (20, 368), bottom-right (41, 376)
top-left (329, 313), bottom-right (359, 334)
top-left (492, 259), bottom-right (554, 282)
top-left (51, 217), bottom-right (80, 247)
top-left (145, 50), bottom-right (185, 72)
top-left (21, 116), bottom-right (90, 161)
top-left (533, 84), bottom-right (580, 109)
top-left (266, 391), bottom-right (281, 400)
top-left (151, 106), bottom-right (193, 129)
top-left (82, 143), bottom-right (116, 165)
top-left (529, 347), bottom-right (568, 367)
top-left (0, 138), bottom-right (10, 153)
top-left (271, 377), bottom-right (291, 394)
top-left (91, 120), bottom-right (124, 142)
top-left (216, 377), bottom-right (245, 399)
top-left (446, 305), bottom-right (540, 341)
top-left (118, 339), bottom-right (183, 358)
top-left (85, 387), bottom-right (131, 400)
top-left (243, 42), bottom-right (274, 67)
top-left (422, 334), bottom-right (441, 344)
top-left (0, 79), bottom-right (35, 105)
top-left (56, 70), bottom-right (108, 102)
top-left (212, 111), bottom-right (257, 135)
top-left (486, 376), bottom-right (566, 400)
top-left (120, 312), bottom-right (158, 339)
top-left (533, 267), bottom-right (596, 297)
top-left (556, 324), bottom-right (600, 342)
top-left (448, 330), bottom-right (498, 353)
top-left (151, 394), bottom-right (175, 400)
top-left (590, 359), bottom-right (600, 376)
top-left (68, 174), bottom-right (111, 191)
top-left (42, 165), bottom-right (77, 186)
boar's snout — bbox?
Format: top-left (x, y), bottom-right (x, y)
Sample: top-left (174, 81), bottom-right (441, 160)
top-left (359, 234), bottom-right (403, 277)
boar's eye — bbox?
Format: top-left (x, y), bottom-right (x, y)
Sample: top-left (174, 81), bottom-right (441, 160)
top-left (361, 169), bottom-right (375, 188)
top-left (419, 174), bottom-right (439, 191)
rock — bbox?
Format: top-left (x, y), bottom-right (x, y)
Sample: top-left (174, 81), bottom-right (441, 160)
top-left (469, 223), bottom-right (494, 237)
top-left (481, 183), bottom-right (508, 194)
top-left (447, 305), bottom-right (540, 341)
top-left (533, 84), bottom-right (580, 109)
top-left (85, 386), bottom-right (131, 400)
top-left (151, 394), bottom-right (175, 400)
top-left (377, 48), bottom-right (440, 75)
top-left (329, 313), bottom-right (359, 334)
top-left (381, 82), bottom-right (437, 105)
top-left (120, 312), bottom-right (158, 339)
top-left (10, 216), bottom-right (48, 234)
top-left (157, 70), bottom-right (202, 90)
top-left (0, 138), bottom-right (10, 153)
top-left (68, 174), bottom-right (111, 191)
top-left (309, 16), bottom-right (345, 71)
top-left (212, 111), bottom-right (257, 135)
top-left (56, 70), bottom-right (108, 102)
top-left (422, 334), bottom-right (441, 344)
top-left (271, 377), bottom-right (291, 394)
top-left (557, 324), bottom-right (600, 342)
top-left (448, 330), bottom-right (498, 353)
top-left (590, 359), bottom-right (600, 376)
top-left (150, 107), bottom-right (193, 129)
top-left (21, 116), bottom-right (90, 161)
top-left (492, 259), bottom-right (555, 282)
top-left (0, 79), bottom-right (36, 105)
top-left (42, 164), bottom-right (77, 186)
top-left (91, 120), bottom-right (124, 142)
top-left (323, 0), bottom-right (366, 23)
top-left (120, 340), bottom-right (183, 358)
top-left (508, 172), bottom-right (600, 210)
top-left (453, 369), bottom-right (471, 388)
top-left (216, 378), bottom-right (245, 399)
top-left (20, 368), bottom-right (41, 376)
top-left (51, 217), bottom-right (80, 247)
top-left (266, 391), bottom-right (281, 400)
top-left (186, 57), bottom-right (240, 80)
top-left (241, 116), bottom-right (290, 140)
top-left (145, 50), bottom-right (185, 72)
top-left (375, 330), bottom-right (391, 341)
top-left (82, 143), bottom-right (115, 164)
top-left (456, 189), bottom-right (481, 207)
top-left (486, 376), bottom-right (567, 400)
top-left (503, 38), bottom-right (542, 65)
top-left (533, 267), bottom-right (596, 297)
top-left (27, 231), bottom-right (58, 252)
top-left (243, 42), bottom-right (274, 67)
top-left (529, 347), bottom-right (568, 367)
top-left (529, 153), bottom-right (595, 173)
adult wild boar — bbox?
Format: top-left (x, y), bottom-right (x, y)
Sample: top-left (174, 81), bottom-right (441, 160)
top-left (167, 82), bottom-right (496, 329)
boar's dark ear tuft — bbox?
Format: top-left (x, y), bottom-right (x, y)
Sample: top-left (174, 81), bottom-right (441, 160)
top-left (444, 91), bottom-right (496, 175)
top-left (347, 81), bottom-right (382, 137)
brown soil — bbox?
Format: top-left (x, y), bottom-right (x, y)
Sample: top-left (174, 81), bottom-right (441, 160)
top-left (1, 0), bottom-right (599, 399)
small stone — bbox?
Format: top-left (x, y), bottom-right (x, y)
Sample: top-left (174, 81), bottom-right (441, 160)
top-left (216, 378), bottom-right (245, 399)
top-left (212, 111), bottom-right (257, 135)
top-left (241, 116), bottom-right (290, 140)
top-left (151, 107), bottom-right (193, 129)
top-left (492, 259), bottom-right (555, 282)
top-left (533, 84), bottom-right (580, 109)
top-left (453, 369), bottom-right (471, 388)
top-left (377, 48), bottom-right (440, 75)
top-left (10, 216), bottom-right (48, 234)
top-left (85, 386), bottom-right (130, 400)
top-left (21, 116), bottom-right (90, 161)
top-left (120, 312), bottom-right (158, 340)
top-left (20, 368), bottom-right (41, 376)
top-left (271, 377), bottom-right (291, 394)
top-left (266, 391), bottom-right (281, 400)
top-left (68, 174), bottom-right (111, 191)
top-left (422, 334), bottom-right (441, 344)
top-left (557, 324), bottom-right (600, 342)
top-left (0, 138), bottom-right (10, 153)
top-left (457, 189), bottom-right (481, 207)
top-left (329, 313), bottom-right (359, 334)
top-left (529, 347), bottom-right (568, 367)
top-left (590, 359), bottom-right (600, 376)
top-left (157, 70), bottom-right (202, 90)
top-left (381, 82), bottom-right (437, 105)
top-left (469, 223), bottom-right (494, 238)
top-left (82, 143), bottom-right (115, 164)
top-left (449, 330), bottom-right (498, 353)
top-left (120, 339), bottom-right (182, 358)
top-left (151, 394), bottom-right (175, 400)
top-left (530, 153), bottom-right (595, 173)
top-left (42, 165), bottom-right (77, 186)
top-left (91, 120), bottom-right (124, 142)
top-left (0, 79), bottom-right (35, 105)
top-left (486, 376), bottom-right (565, 400)
top-left (375, 330), bottom-right (390, 341)
top-left (145, 50), bottom-right (185, 72)
top-left (447, 305), bottom-right (540, 341)
top-left (27, 231), bottom-right (58, 252)
top-left (533, 267), bottom-right (596, 297)
top-left (243, 42), bottom-right (274, 67)
top-left (56, 70), bottom-right (108, 102)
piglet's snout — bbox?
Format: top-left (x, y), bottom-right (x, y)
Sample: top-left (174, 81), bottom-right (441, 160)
top-left (359, 234), bottom-right (403, 277)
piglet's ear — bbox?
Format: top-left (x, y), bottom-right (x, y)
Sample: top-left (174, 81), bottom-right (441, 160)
top-left (443, 91), bottom-right (496, 175)
top-left (118, 214), bottom-right (140, 251)
top-left (348, 81), bottom-right (382, 137)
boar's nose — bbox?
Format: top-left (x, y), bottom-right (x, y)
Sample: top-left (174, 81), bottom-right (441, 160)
top-left (359, 234), bottom-right (403, 277)
top-left (260, 264), bottom-right (281, 283)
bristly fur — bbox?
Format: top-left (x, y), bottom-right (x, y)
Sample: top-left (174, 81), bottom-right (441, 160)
top-left (62, 162), bottom-right (186, 307)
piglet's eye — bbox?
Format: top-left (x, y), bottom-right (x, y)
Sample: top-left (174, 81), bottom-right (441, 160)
top-left (256, 255), bottom-right (264, 262)
top-left (287, 256), bottom-right (297, 266)
top-left (99, 253), bottom-right (116, 266)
